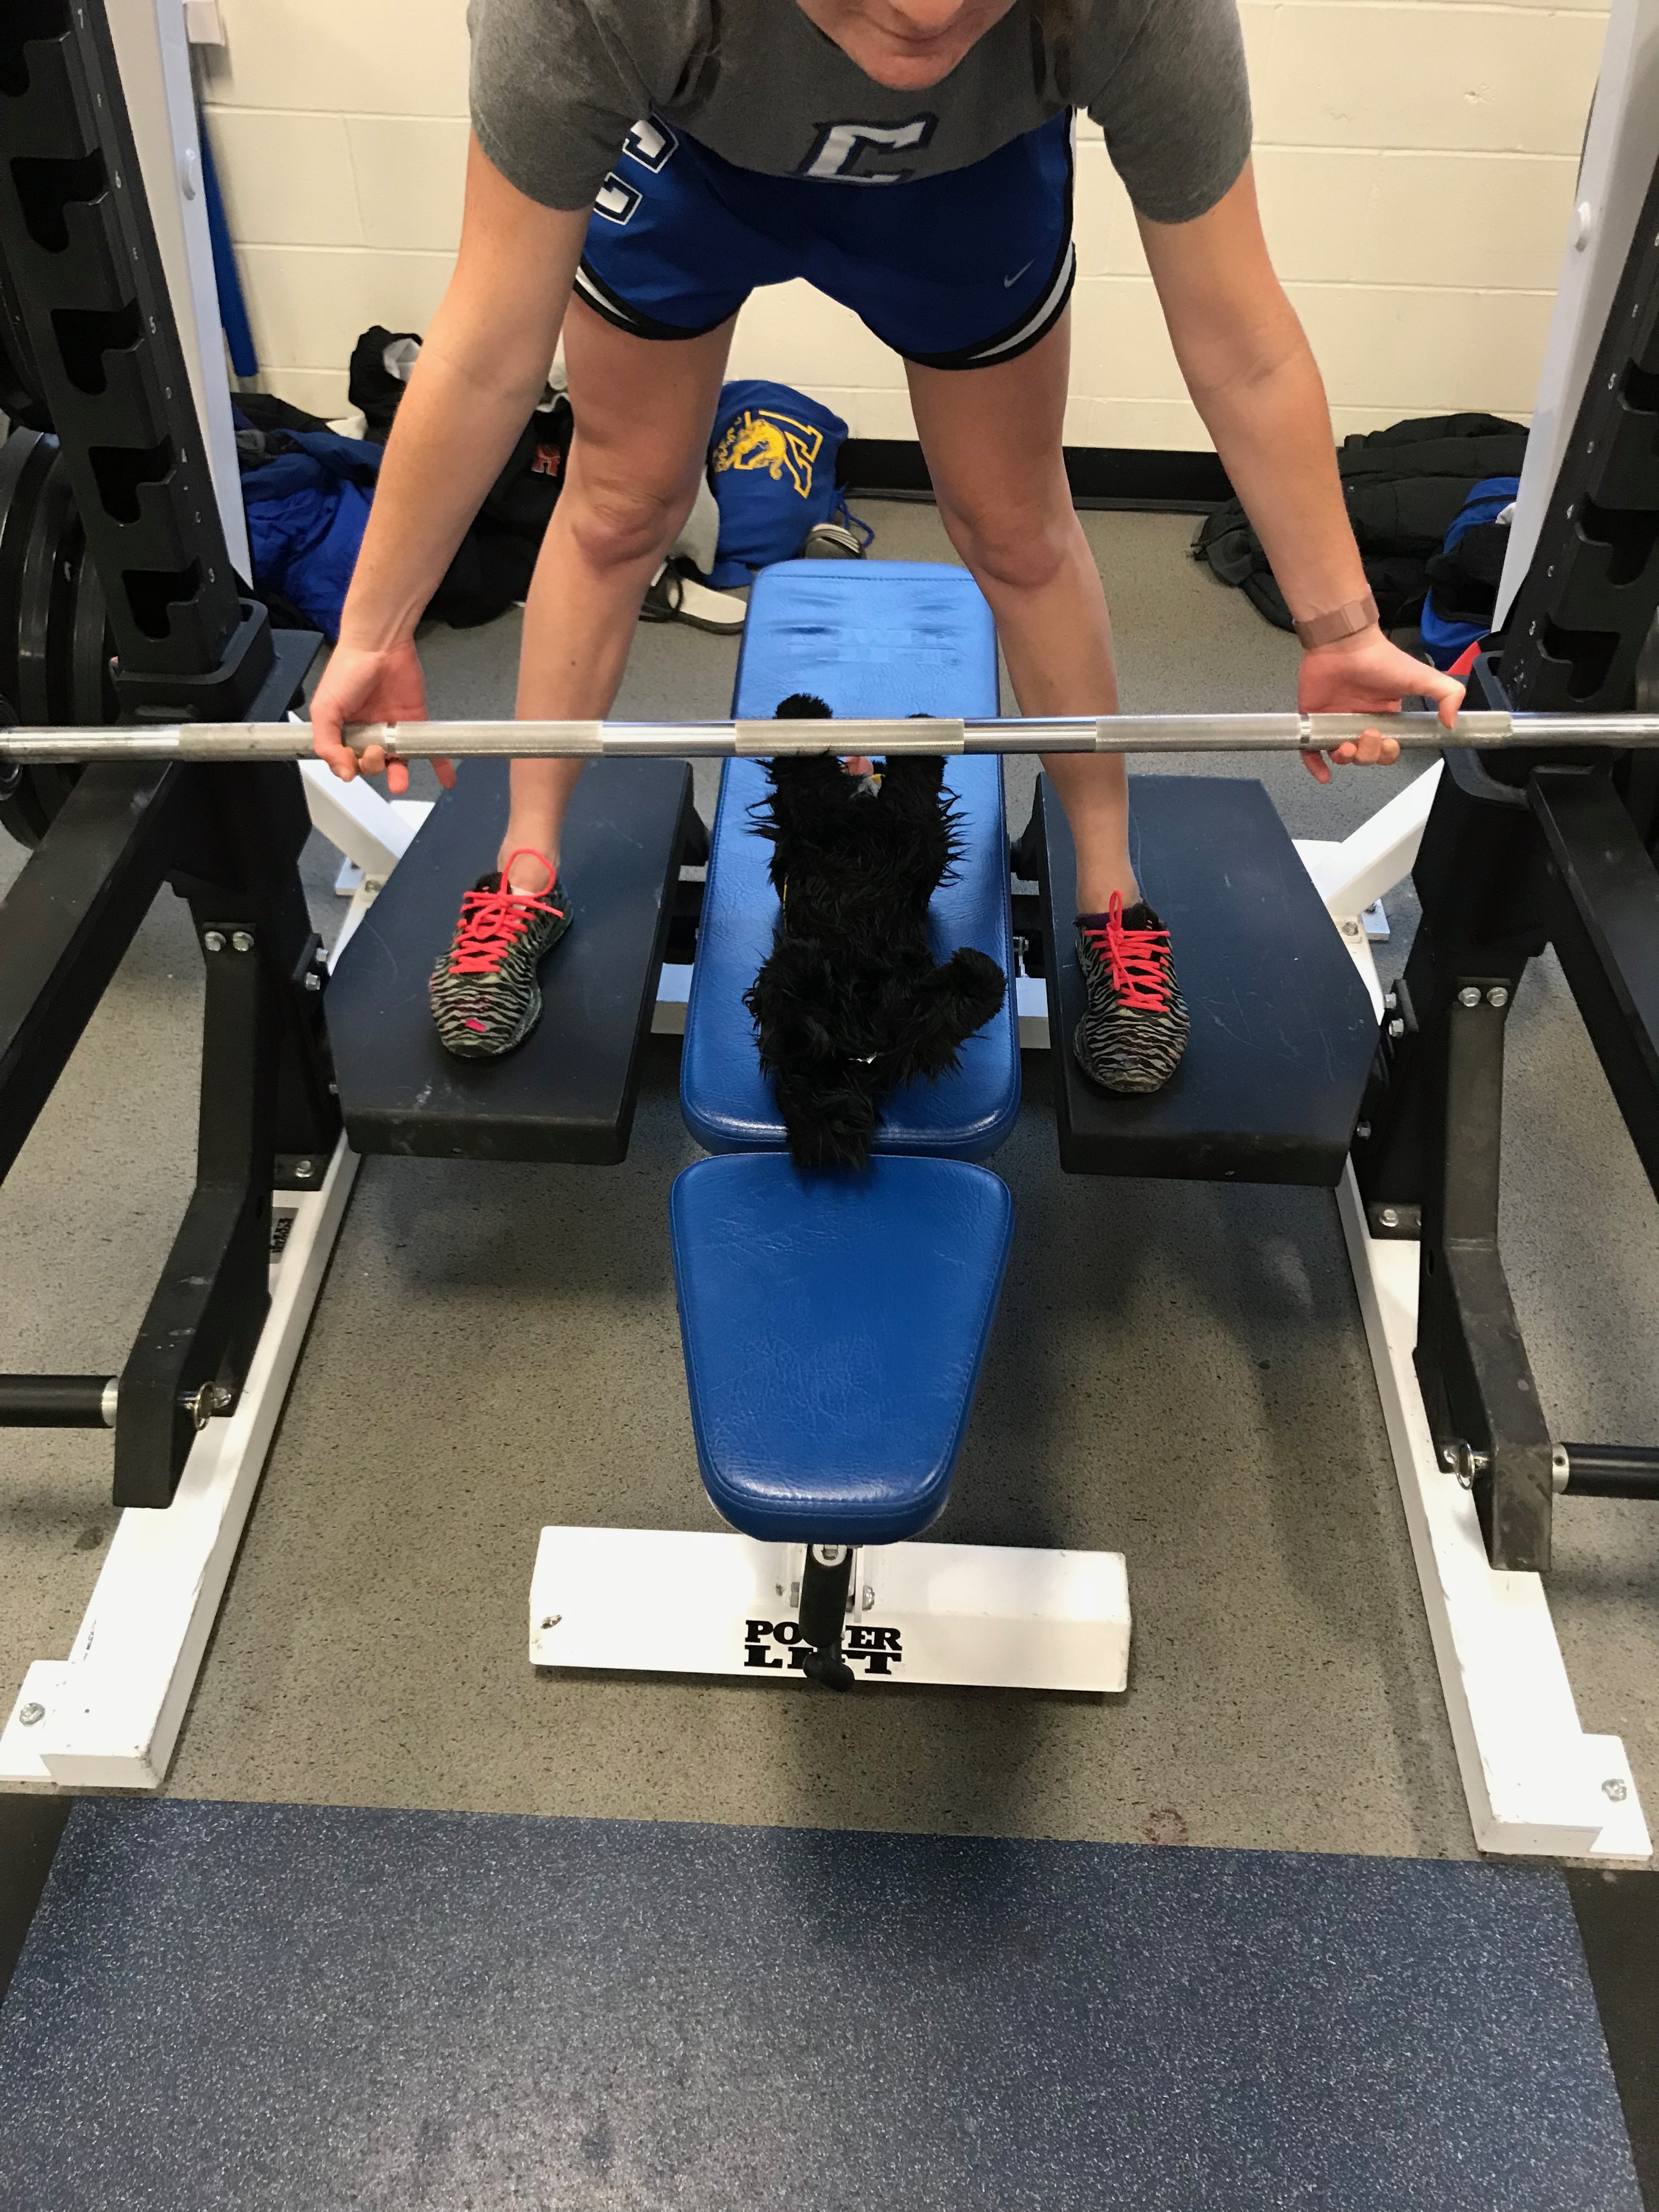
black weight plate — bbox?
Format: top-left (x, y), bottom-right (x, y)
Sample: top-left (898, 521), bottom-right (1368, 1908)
top-left (0, 430), bottom-right (48, 705)
top-left (0, 772), bottom-right (54, 847)
top-left (15, 450), bottom-right (77, 724)
top-left (0, 439), bottom-right (92, 846)
top-left (69, 518), bottom-right (117, 726)
top-left (0, 259), bottom-right (52, 435)
top-left (0, 693), bottom-right (42, 844)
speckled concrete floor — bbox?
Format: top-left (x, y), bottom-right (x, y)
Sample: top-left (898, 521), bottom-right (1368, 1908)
top-left (2, 506), bottom-right (1653, 1849)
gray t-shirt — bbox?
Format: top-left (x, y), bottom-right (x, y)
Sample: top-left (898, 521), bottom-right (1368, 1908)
top-left (470, 0), bottom-right (1251, 224)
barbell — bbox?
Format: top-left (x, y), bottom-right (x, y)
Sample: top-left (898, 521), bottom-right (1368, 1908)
top-left (3, 707), bottom-right (1659, 764)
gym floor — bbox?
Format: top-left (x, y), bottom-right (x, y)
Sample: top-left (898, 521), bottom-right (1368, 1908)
top-left (2, 506), bottom-right (1657, 2205)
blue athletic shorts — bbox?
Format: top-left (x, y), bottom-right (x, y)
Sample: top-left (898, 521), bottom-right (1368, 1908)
top-left (575, 112), bottom-right (1075, 371)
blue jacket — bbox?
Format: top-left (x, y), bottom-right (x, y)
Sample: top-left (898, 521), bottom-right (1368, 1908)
top-left (241, 430), bottom-right (383, 640)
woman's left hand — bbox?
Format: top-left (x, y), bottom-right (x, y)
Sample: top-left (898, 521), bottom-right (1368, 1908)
top-left (1296, 625), bottom-right (1464, 783)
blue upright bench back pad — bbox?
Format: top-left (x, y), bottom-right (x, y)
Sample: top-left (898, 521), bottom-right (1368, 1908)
top-left (682, 561), bottom-right (1020, 1159)
top-left (671, 1153), bottom-right (1015, 1544)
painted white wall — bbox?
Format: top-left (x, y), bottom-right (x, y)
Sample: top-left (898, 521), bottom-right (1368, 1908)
top-left (1496, 0), bottom-right (1659, 618)
top-left (200, 0), bottom-right (1610, 447)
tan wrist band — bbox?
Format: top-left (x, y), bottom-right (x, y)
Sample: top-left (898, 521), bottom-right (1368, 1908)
top-left (1293, 592), bottom-right (1380, 648)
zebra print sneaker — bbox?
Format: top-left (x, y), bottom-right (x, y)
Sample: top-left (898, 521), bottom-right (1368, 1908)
top-left (429, 849), bottom-right (571, 1059)
top-left (1073, 893), bottom-right (1188, 1094)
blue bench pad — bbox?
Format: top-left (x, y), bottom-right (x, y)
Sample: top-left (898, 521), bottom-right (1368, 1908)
top-left (731, 560), bottom-right (1001, 723)
top-left (670, 1154), bottom-right (1014, 1544)
top-left (682, 560), bottom-right (1019, 1160)
top-left (681, 756), bottom-right (1019, 1157)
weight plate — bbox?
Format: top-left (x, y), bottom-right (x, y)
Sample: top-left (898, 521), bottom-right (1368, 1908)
top-left (0, 429), bottom-right (47, 706)
top-left (15, 448), bottom-right (78, 725)
top-left (0, 435), bottom-right (97, 847)
top-left (0, 677), bottom-right (53, 841)
top-left (0, 260), bottom-right (51, 435)
top-left (69, 517), bottom-right (117, 727)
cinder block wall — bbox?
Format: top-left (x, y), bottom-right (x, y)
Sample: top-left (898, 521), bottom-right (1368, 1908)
top-left (201, 0), bottom-right (1607, 443)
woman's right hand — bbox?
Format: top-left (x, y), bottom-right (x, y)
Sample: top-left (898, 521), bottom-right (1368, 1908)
top-left (308, 637), bottom-right (452, 795)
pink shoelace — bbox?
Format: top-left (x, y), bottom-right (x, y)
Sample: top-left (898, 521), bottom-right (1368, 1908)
top-left (1080, 891), bottom-right (1172, 1012)
top-left (448, 849), bottom-right (561, 977)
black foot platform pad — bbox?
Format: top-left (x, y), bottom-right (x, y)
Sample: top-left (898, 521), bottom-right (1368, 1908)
top-left (326, 758), bottom-right (691, 1164)
top-left (1037, 774), bottom-right (1378, 1185)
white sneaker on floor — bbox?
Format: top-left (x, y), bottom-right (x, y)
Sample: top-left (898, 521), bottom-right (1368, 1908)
top-left (642, 561), bottom-right (746, 634)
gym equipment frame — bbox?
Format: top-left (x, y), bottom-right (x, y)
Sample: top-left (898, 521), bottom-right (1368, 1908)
top-left (2, 0), bottom-right (1656, 1857)
top-left (0, 0), bottom-right (340, 1787)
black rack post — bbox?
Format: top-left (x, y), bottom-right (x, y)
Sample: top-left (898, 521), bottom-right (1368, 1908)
top-left (0, 0), bottom-right (336, 1507)
top-left (1353, 726), bottom-right (1659, 1572)
top-left (1353, 157), bottom-right (1659, 1572)
top-left (1501, 153), bottom-right (1659, 715)
top-left (0, 0), bottom-right (272, 715)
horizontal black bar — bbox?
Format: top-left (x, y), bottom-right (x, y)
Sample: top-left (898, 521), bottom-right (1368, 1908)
top-left (1559, 1442), bottom-right (1659, 1499)
top-left (0, 1373), bottom-right (116, 1427)
top-left (837, 439), bottom-right (1233, 514)
top-left (1063, 444), bottom-right (1233, 511)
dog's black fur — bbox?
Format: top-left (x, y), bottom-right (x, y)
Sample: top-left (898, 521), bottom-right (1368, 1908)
top-left (743, 692), bottom-right (1007, 1170)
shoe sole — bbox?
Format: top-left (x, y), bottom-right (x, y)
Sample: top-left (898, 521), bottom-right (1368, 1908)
top-left (673, 606), bottom-right (746, 634)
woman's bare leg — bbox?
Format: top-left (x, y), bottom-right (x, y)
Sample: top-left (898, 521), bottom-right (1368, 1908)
top-left (905, 309), bottom-right (1138, 912)
top-left (499, 297), bottom-right (736, 885)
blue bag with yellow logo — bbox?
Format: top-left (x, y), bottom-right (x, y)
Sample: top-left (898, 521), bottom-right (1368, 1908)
top-left (706, 380), bottom-right (855, 588)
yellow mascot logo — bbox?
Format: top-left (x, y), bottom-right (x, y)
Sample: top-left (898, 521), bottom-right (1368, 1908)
top-left (711, 408), bottom-right (823, 499)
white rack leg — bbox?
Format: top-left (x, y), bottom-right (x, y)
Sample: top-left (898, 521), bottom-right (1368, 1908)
top-left (1, 1138), bottom-right (357, 1791)
top-left (1337, 1168), bottom-right (1650, 1859)
top-left (1293, 780), bottom-right (1650, 1859)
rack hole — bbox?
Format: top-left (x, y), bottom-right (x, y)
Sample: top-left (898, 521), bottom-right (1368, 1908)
top-left (0, 0), bottom-right (70, 101)
top-left (1539, 619), bottom-right (1620, 700)
top-left (124, 560), bottom-right (202, 641)
top-left (1578, 499), bottom-right (1659, 590)
top-left (91, 438), bottom-right (173, 523)
top-left (10, 150), bottom-right (106, 252)
top-left (49, 299), bottom-right (140, 394)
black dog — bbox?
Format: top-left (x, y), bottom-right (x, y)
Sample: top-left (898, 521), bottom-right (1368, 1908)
top-left (743, 693), bottom-right (1006, 1170)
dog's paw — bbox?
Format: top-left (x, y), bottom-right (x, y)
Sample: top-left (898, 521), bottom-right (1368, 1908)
top-left (889, 949), bottom-right (1008, 1081)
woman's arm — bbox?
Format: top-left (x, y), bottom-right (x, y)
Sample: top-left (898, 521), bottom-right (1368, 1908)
top-left (311, 138), bottom-right (590, 786)
top-left (1137, 162), bottom-right (1464, 778)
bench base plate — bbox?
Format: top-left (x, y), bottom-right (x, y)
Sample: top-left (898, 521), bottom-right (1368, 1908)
top-left (530, 1527), bottom-right (1130, 1693)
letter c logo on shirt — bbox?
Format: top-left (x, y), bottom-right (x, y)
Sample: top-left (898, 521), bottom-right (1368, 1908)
top-left (798, 115), bottom-right (937, 184)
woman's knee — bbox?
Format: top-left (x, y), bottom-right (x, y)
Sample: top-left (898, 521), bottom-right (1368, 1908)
top-left (561, 464), bottom-right (698, 576)
top-left (936, 490), bottom-right (1080, 596)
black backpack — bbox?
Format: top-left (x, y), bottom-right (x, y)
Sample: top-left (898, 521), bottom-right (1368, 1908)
top-left (1193, 413), bottom-right (1528, 630)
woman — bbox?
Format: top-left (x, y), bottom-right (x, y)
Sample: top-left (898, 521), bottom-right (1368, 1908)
top-left (311, 0), bottom-right (1462, 1090)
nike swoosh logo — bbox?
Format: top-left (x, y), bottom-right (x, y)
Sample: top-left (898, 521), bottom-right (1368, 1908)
top-left (1003, 261), bottom-right (1033, 288)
